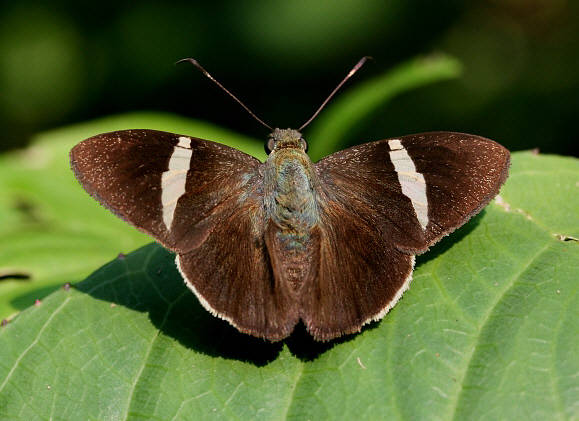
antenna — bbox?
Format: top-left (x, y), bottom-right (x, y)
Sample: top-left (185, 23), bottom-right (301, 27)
top-left (178, 56), bottom-right (373, 132)
top-left (177, 58), bottom-right (273, 131)
top-left (299, 56), bottom-right (373, 131)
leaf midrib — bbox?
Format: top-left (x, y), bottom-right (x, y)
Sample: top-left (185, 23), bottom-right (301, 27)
top-left (122, 285), bottom-right (189, 420)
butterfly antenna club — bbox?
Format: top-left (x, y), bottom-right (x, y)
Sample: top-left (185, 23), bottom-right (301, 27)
top-left (299, 56), bottom-right (374, 131)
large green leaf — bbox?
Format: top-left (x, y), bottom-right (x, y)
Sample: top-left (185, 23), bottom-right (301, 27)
top-left (0, 151), bottom-right (577, 420)
top-left (1, 54), bottom-right (577, 419)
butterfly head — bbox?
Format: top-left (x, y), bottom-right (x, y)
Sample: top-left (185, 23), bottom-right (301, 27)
top-left (265, 128), bottom-right (308, 155)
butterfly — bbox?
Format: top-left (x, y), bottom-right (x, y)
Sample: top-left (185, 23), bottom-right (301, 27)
top-left (70, 59), bottom-right (510, 342)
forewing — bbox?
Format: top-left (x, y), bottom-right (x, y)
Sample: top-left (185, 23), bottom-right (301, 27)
top-left (315, 131), bottom-right (510, 254)
top-left (70, 129), bottom-right (261, 253)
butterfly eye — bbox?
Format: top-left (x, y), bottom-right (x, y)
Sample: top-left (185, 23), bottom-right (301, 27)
top-left (301, 138), bottom-right (308, 153)
top-left (265, 138), bottom-right (276, 155)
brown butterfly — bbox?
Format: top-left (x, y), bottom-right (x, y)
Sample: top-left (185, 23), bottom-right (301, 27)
top-left (70, 59), bottom-right (510, 341)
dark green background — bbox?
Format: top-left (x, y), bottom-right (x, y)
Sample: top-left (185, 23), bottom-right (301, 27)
top-left (1, 0), bottom-right (577, 157)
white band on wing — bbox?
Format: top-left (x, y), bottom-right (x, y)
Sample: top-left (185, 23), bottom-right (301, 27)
top-left (388, 139), bottom-right (429, 229)
top-left (161, 136), bottom-right (192, 229)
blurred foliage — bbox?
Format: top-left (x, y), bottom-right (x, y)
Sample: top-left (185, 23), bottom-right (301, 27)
top-left (0, 0), bottom-right (577, 157)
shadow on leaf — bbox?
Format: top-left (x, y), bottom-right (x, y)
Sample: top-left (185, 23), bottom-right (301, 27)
top-left (73, 212), bottom-right (485, 365)
top-left (75, 243), bottom-right (283, 366)
top-left (415, 209), bottom-right (485, 269)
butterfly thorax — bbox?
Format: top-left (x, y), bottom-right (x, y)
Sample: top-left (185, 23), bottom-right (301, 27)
top-left (262, 131), bottom-right (318, 233)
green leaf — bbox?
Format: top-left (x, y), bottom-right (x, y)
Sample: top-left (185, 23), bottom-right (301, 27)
top-left (498, 151), bottom-right (579, 238)
top-left (0, 112), bottom-right (263, 319)
top-left (1, 151), bottom-right (577, 420)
